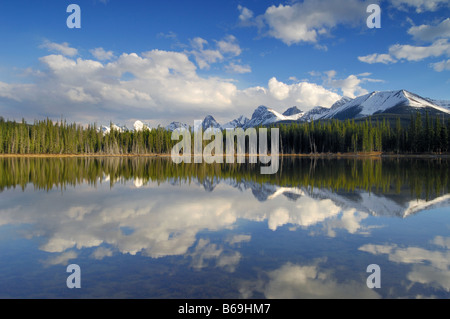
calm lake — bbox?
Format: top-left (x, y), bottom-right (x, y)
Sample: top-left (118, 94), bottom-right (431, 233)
top-left (0, 157), bottom-right (449, 299)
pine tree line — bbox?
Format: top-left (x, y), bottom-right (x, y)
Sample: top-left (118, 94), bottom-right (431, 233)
top-left (278, 113), bottom-right (450, 154)
top-left (0, 113), bottom-right (449, 155)
top-left (0, 117), bottom-right (174, 155)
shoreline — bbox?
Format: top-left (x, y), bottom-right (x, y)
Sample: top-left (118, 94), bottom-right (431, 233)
top-left (0, 154), bottom-right (171, 158)
top-left (0, 152), bottom-right (449, 159)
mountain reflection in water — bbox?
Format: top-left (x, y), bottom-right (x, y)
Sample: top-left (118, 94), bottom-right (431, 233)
top-left (0, 157), bottom-right (448, 299)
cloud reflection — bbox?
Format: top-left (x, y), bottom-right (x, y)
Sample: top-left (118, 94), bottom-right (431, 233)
top-left (239, 260), bottom-right (381, 299)
top-left (42, 251), bottom-right (78, 267)
top-left (0, 174), bottom-right (448, 301)
top-left (189, 239), bottom-right (241, 272)
top-left (359, 237), bottom-right (450, 293)
top-left (0, 180), bottom-right (377, 263)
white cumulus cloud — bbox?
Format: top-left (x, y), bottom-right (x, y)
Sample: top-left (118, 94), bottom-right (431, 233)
top-left (40, 40), bottom-right (78, 57)
top-left (358, 39), bottom-right (450, 70)
top-left (390, 0), bottom-right (450, 13)
top-left (358, 53), bottom-right (397, 64)
top-left (0, 44), bottom-right (352, 126)
top-left (408, 18), bottom-right (450, 42)
top-left (431, 59), bottom-right (450, 71)
top-left (237, 5), bottom-right (254, 22)
top-left (236, 77), bottom-right (342, 112)
top-left (389, 39), bottom-right (450, 61)
top-left (259, 0), bottom-right (369, 45)
top-left (90, 47), bottom-right (115, 60)
top-left (225, 62), bottom-right (252, 74)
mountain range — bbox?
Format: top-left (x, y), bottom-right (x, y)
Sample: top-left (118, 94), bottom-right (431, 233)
top-left (99, 89), bottom-right (450, 133)
top-left (317, 90), bottom-right (450, 121)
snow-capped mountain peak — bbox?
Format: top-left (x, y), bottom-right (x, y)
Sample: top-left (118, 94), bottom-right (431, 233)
top-left (221, 115), bottom-right (250, 130)
top-left (202, 115), bottom-right (221, 131)
top-left (283, 106), bottom-right (302, 116)
top-left (330, 96), bottom-right (353, 110)
top-left (111, 123), bottom-right (129, 133)
top-left (321, 89), bottom-right (450, 120)
top-left (100, 125), bottom-right (111, 135)
top-left (243, 105), bottom-right (305, 129)
top-left (301, 106), bottom-right (330, 122)
top-left (165, 121), bottom-right (190, 132)
top-left (243, 106), bottom-right (279, 129)
top-left (427, 98), bottom-right (450, 110)
top-left (99, 89), bottom-right (449, 133)
top-left (133, 120), bottom-right (151, 132)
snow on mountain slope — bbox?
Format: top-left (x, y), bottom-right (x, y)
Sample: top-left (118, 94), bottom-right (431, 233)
top-left (243, 105), bottom-right (305, 129)
top-left (330, 96), bottom-right (354, 110)
top-left (98, 90), bottom-right (449, 132)
top-left (281, 107), bottom-right (305, 121)
top-left (164, 115), bottom-right (223, 132)
top-left (301, 106), bottom-right (330, 122)
top-left (299, 97), bottom-right (353, 122)
top-left (111, 123), bottom-right (129, 132)
top-left (134, 120), bottom-right (151, 132)
top-left (165, 121), bottom-right (190, 132)
top-left (100, 125), bottom-right (111, 135)
top-left (403, 90), bottom-right (450, 112)
top-left (202, 115), bottom-right (221, 131)
top-left (221, 115), bottom-right (250, 130)
top-left (321, 90), bottom-right (450, 120)
top-left (428, 98), bottom-right (450, 110)
top-left (243, 106), bottom-right (277, 128)
top-left (283, 106), bottom-right (302, 117)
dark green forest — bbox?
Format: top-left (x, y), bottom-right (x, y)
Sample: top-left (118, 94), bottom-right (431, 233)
top-left (0, 112), bottom-right (449, 155)
top-left (279, 112), bottom-right (449, 154)
top-left (0, 117), bottom-right (174, 155)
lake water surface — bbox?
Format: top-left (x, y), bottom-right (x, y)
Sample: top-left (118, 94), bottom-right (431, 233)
top-left (0, 157), bottom-right (449, 299)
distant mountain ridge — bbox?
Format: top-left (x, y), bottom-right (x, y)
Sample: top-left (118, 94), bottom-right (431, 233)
top-left (317, 90), bottom-right (450, 121)
top-left (99, 89), bottom-right (450, 134)
top-left (242, 105), bottom-right (305, 129)
top-left (427, 98), bottom-right (450, 109)
top-left (221, 115), bottom-right (249, 130)
top-left (283, 106), bottom-right (303, 116)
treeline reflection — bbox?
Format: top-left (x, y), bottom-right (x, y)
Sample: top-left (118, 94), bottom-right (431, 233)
top-left (0, 156), bottom-right (448, 201)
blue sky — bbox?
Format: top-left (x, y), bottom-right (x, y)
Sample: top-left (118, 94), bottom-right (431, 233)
top-left (0, 0), bottom-right (449, 127)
